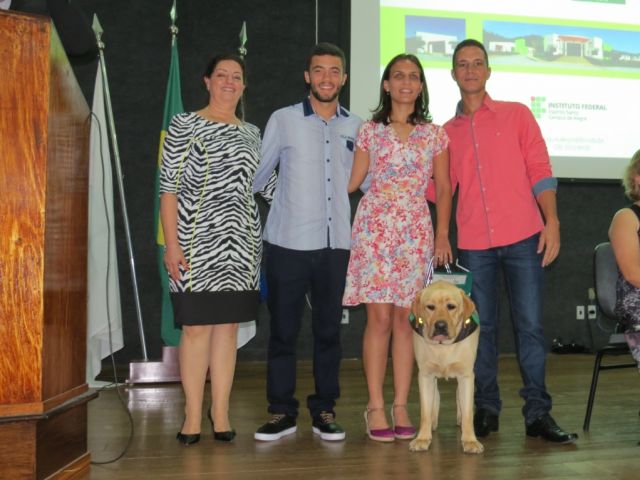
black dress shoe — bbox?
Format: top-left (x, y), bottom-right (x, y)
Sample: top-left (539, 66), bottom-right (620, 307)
top-left (176, 431), bottom-right (201, 445)
top-left (207, 408), bottom-right (214, 429)
top-left (526, 414), bottom-right (578, 444)
top-left (214, 429), bottom-right (237, 442)
top-left (474, 408), bottom-right (499, 438)
top-left (208, 408), bottom-right (236, 441)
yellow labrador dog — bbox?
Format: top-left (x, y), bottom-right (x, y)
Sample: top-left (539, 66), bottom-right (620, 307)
top-left (408, 280), bottom-right (483, 454)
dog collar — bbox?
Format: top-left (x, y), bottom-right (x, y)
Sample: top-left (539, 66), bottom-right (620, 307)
top-left (452, 311), bottom-right (479, 343)
top-left (409, 311), bottom-right (479, 343)
top-left (409, 312), bottom-right (425, 337)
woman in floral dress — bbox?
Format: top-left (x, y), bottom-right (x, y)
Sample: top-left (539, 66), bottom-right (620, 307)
top-left (343, 54), bottom-right (452, 442)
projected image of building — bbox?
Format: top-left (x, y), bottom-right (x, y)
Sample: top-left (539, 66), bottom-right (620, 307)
top-left (544, 34), bottom-right (603, 60)
top-left (413, 31), bottom-right (457, 55)
top-left (404, 15), bottom-right (466, 60)
top-left (488, 41), bottom-right (515, 53)
top-left (482, 19), bottom-right (640, 70)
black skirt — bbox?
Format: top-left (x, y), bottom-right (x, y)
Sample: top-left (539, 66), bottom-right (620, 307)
top-left (171, 290), bottom-right (259, 326)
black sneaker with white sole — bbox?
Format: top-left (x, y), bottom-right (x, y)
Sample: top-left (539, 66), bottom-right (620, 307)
top-left (312, 411), bottom-right (346, 441)
top-left (254, 414), bottom-right (297, 441)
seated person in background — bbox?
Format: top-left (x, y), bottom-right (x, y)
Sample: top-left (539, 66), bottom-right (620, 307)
top-left (609, 148), bottom-right (640, 367)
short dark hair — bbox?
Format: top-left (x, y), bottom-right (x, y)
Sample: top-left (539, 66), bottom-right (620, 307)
top-left (306, 42), bottom-right (346, 72)
top-left (452, 39), bottom-right (489, 68)
top-left (371, 53), bottom-right (431, 125)
top-left (203, 53), bottom-right (247, 120)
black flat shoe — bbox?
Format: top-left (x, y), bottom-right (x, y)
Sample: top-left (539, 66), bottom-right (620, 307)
top-left (214, 429), bottom-right (237, 442)
top-left (474, 408), bottom-right (499, 438)
top-left (526, 414), bottom-right (578, 444)
top-left (176, 431), bottom-right (201, 445)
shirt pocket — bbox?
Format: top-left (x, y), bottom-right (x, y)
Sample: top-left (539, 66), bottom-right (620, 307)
top-left (338, 135), bottom-right (356, 168)
top-left (341, 135), bottom-right (355, 152)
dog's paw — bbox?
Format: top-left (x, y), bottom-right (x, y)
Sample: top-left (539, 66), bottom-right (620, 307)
top-left (409, 437), bottom-right (432, 452)
top-left (462, 439), bottom-right (484, 454)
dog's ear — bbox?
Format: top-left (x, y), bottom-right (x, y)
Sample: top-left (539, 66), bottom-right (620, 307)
top-left (410, 293), bottom-right (422, 317)
top-left (461, 290), bottom-right (476, 320)
top-left (409, 292), bottom-right (425, 337)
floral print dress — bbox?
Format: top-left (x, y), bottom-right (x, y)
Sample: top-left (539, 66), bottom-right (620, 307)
top-left (343, 120), bottom-right (448, 308)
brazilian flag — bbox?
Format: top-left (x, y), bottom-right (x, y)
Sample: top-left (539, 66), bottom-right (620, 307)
top-left (155, 37), bottom-right (183, 346)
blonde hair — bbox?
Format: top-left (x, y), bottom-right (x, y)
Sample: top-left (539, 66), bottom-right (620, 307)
top-left (623, 149), bottom-right (640, 201)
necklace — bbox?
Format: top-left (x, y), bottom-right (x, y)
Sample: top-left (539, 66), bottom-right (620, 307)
top-left (201, 105), bottom-right (240, 125)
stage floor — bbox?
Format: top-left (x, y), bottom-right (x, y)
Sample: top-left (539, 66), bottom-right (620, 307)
top-left (86, 354), bottom-right (639, 480)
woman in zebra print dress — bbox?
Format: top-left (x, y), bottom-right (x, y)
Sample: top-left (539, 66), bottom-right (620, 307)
top-left (160, 53), bottom-right (274, 444)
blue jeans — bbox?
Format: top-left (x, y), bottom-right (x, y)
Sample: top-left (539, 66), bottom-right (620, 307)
top-left (458, 234), bottom-right (552, 425)
top-left (265, 243), bottom-right (349, 418)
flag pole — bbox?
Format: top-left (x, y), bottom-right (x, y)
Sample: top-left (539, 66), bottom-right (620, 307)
top-left (127, 0), bottom-right (184, 383)
top-left (238, 21), bottom-right (247, 58)
top-left (92, 14), bottom-right (149, 361)
top-left (169, 0), bottom-right (178, 43)
top-left (238, 21), bottom-right (247, 119)
top-left (156, 0), bottom-right (184, 347)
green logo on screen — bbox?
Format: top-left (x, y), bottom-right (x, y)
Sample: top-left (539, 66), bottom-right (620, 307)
top-left (530, 96), bottom-right (547, 119)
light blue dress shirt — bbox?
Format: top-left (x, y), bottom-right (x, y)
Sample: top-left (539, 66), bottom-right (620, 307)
top-left (253, 97), bottom-right (362, 251)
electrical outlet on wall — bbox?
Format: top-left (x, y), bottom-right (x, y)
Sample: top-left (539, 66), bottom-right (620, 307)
top-left (576, 305), bottom-right (585, 320)
top-left (587, 305), bottom-right (597, 320)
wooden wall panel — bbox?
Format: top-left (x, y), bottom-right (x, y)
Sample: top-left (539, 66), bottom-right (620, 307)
top-left (0, 9), bottom-right (89, 411)
top-left (41, 23), bottom-right (90, 403)
top-left (0, 11), bottom-right (92, 476)
top-left (0, 400), bottom-right (91, 480)
top-left (36, 404), bottom-right (88, 479)
top-left (0, 421), bottom-right (36, 479)
top-left (0, 10), bottom-right (49, 407)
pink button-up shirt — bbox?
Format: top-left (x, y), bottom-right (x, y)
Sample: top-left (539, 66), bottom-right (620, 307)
top-left (444, 94), bottom-right (556, 250)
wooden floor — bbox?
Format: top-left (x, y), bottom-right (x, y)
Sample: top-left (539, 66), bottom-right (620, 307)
top-left (85, 354), bottom-right (640, 480)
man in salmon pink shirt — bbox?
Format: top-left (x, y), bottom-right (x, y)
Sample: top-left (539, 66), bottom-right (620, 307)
top-left (444, 39), bottom-right (577, 444)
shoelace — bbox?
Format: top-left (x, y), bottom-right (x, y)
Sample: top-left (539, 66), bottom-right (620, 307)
top-left (318, 412), bottom-right (335, 424)
top-left (268, 414), bottom-right (286, 424)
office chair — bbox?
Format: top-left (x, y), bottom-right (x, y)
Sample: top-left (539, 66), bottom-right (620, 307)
top-left (583, 242), bottom-right (637, 431)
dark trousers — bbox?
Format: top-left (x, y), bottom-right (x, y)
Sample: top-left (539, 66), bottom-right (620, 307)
top-left (265, 243), bottom-right (349, 418)
top-left (458, 234), bottom-right (552, 425)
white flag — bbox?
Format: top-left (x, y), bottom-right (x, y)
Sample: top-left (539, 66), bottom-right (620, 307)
top-left (86, 60), bottom-right (124, 385)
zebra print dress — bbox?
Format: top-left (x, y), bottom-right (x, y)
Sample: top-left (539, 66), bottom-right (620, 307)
top-left (159, 112), bottom-right (266, 326)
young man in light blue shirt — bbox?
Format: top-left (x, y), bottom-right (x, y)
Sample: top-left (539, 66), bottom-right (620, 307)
top-left (253, 42), bottom-right (361, 442)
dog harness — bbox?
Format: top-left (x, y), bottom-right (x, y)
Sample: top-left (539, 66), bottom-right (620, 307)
top-left (409, 311), bottom-right (479, 343)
